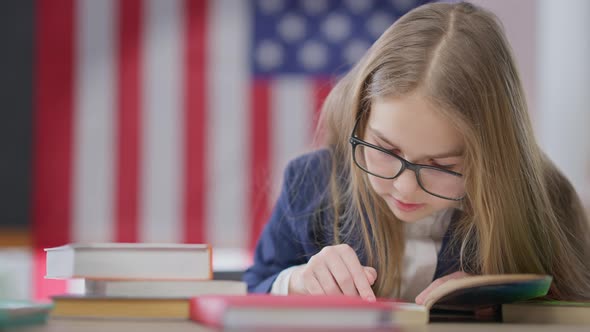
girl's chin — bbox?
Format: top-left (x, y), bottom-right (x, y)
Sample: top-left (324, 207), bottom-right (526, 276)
top-left (393, 212), bottom-right (424, 223)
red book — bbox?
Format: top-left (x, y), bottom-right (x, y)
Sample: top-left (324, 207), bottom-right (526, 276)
top-left (190, 294), bottom-right (425, 329)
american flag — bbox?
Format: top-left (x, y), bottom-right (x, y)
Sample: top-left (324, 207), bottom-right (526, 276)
top-left (31, 0), bottom-right (426, 299)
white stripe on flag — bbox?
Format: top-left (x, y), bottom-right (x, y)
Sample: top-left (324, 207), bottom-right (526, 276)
top-left (72, 0), bottom-right (116, 243)
top-left (207, 0), bottom-right (251, 249)
top-left (0, 249), bottom-right (33, 299)
top-left (141, 0), bottom-right (184, 242)
top-left (271, 78), bottom-right (314, 199)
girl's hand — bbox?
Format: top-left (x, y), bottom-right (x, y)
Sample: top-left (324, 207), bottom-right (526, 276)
top-left (288, 244), bottom-right (377, 301)
top-left (415, 271), bottom-right (470, 305)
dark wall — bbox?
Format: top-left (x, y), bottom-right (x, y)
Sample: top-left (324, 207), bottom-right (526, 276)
top-left (0, 0), bottom-right (33, 227)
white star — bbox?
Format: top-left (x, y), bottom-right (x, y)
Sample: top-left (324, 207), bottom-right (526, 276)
top-left (367, 12), bottom-right (395, 38)
top-left (298, 41), bottom-right (328, 71)
top-left (344, 39), bottom-right (371, 65)
top-left (278, 14), bottom-right (307, 42)
top-left (256, 40), bottom-right (284, 71)
top-left (321, 13), bottom-right (352, 43)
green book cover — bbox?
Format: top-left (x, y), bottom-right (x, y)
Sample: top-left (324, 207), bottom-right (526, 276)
top-left (0, 300), bottom-right (53, 327)
top-left (503, 300), bottom-right (590, 324)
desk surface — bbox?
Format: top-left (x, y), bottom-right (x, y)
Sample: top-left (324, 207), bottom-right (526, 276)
top-left (11, 319), bottom-right (590, 332)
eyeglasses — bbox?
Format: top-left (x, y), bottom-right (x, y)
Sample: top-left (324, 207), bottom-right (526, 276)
top-left (349, 116), bottom-right (465, 201)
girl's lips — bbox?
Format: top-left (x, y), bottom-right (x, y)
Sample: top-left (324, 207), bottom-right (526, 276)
top-left (392, 197), bottom-right (425, 212)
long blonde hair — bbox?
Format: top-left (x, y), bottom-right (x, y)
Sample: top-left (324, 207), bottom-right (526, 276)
top-left (317, 1), bottom-right (590, 299)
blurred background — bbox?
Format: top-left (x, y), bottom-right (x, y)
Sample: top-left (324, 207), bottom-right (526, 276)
top-left (0, 0), bottom-right (588, 301)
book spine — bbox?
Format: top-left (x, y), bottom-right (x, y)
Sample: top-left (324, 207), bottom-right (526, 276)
top-left (84, 280), bottom-right (106, 296)
top-left (208, 245), bottom-right (213, 280)
top-left (189, 297), bottom-right (224, 328)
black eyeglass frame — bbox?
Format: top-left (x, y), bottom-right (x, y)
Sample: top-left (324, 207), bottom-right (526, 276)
top-left (348, 115), bottom-right (465, 201)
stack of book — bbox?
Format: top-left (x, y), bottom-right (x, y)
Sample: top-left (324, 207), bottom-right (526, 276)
top-left (190, 274), bottom-right (554, 328)
top-left (44, 243), bottom-right (246, 319)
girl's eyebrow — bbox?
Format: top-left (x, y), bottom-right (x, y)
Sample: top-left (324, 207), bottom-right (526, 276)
top-left (368, 126), bottom-right (464, 159)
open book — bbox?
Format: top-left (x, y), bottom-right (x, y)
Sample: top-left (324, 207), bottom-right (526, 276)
top-left (191, 274), bottom-right (552, 328)
top-left (423, 274), bottom-right (551, 310)
top-left (422, 274), bottom-right (552, 321)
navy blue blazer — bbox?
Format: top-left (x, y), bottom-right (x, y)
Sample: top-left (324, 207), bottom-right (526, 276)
top-left (243, 149), bottom-right (464, 294)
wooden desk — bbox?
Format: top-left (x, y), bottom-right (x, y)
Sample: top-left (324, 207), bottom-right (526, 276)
top-left (10, 319), bottom-right (590, 332)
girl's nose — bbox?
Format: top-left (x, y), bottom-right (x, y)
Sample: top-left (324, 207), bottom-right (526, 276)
top-left (392, 168), bottom-right (420, 195)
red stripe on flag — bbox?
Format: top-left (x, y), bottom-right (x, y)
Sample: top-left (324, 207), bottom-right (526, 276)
top-left (32, 0), bottom-right (74, 299)
top-left (249, 81), bottom-right (272, 250)
top-left (183, 0), bottom-right (207, 244)
top-left (313, 78), bottom-right (333, 129)
top-left (312, 78), bottom-right (333, 140)
top-left (32, 0), bottom-right (75, 249)
top-left (115, 0), bottom-right (142, 243)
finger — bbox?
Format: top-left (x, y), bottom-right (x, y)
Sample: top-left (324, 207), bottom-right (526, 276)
top-left (363, 267), bottom-right (377, 285)
top-left (305, 275), bottom-right (326, 295)
top-left (364, 267), bottom-right (377, 281)
top-left (326, 257), bottom-right (359, 297)
top-left (415, 271), bottom-right (468, 304)
top-left (338, 245), bottom-right (376, 301)
top-left (313, 263), bottom-right (343, 296)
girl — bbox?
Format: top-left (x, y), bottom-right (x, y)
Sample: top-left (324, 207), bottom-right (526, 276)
top-left (243, 1), bottom-right (590, 302)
